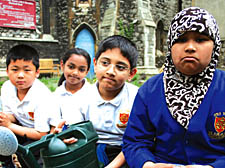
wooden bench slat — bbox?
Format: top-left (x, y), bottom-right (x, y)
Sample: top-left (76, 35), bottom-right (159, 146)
top-left (39, 59), bottom-right (60, 76)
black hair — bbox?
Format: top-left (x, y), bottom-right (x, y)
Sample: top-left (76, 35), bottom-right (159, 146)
top-left (95, 35), bottom-right (139, 69)
top-left (6, 44), bottom-right (39, 70)
top-left (58, 47), bottom-right (91, 86)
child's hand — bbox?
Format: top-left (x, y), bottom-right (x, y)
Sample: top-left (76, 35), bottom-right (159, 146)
top-left (142, 162), bottom-right (179, 168)
top-left (184, 165), bottom-right (212, 168)
top-left (53, 120), bottom-right (66, 134)
top-left (52, 120), bottom-right (78, 144)
top-left (0, 112), bottom-right (12, 127)
top-left (63, 137), bottom-right (78, 144)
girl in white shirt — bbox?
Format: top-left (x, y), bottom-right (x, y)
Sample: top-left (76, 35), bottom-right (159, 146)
top-left (53, 48), bottom-right (91, 125)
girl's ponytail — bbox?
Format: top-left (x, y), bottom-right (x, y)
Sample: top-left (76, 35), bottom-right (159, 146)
top-left (58, 73), bottom-right (66, 86)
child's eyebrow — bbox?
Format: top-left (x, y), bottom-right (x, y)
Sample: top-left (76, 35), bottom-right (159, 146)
top-left (78, 65), bottom-right (88, 69)
top-left (116, 61), bottom-right (130, 68)
top-left (23, 65), bottom-right (31, 68)
top-left (68, 62), bottom-right (75, 65)
top-left (11, 65), bottom-right (18, 67)
top-left (10, 65), bottom-right (20, 68)
top-left (99, 57), bottom-right (110, 60)
top-left (68, 62), bottom-right (87, 68)
top-left (99, 57), bottom-right (129, 67)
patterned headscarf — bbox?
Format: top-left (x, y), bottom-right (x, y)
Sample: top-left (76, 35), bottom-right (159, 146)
top-left (164, 7), bottom-right (221, 129)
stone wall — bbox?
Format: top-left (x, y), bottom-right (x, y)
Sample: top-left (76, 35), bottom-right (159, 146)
top-left (1, 0), bottom-right (224, 71)
top-left (117, 0), bottom-right (143, 65)
top-left (0, 40), bottom-right (60, 60)
top-left (192, 0), bottom-right (225, 69)
top-left (55, 0), bottom-right (70, 56)
top-left (0, 0), bottom-right (61, 68)
top-left (219, 40), bottom-right (225, 68)
top-left (0, 0), bottom-right (41, 40)
top-left (150, 0), bottom-right (178, 68)
top-left (150, 0), bottom-right (192, 68)
top-left (70, 0), bottom-right (98, 45)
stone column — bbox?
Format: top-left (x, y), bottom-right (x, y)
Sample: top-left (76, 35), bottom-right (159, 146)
top-left (99, 0), bottom-right (119, 40)
top-left (137, 0), bottom-right (158, 75)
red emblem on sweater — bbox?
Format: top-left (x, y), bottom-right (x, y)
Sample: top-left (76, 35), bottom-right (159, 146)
top-left (119, 113), bottom-right (129, 125)
top-left (214, 117), bottom-right (225, 133)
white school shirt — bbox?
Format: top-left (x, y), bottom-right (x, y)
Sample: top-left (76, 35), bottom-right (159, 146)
top-left (81, 82), bottom-right (138, 146)
top-left (53, 79), bottom-right (90, 125)
top-left (1, 79), bottom-right (55, 132)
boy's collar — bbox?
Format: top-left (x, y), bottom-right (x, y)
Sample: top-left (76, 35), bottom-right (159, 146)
top-left (95, 82), bottom-right (125, 107)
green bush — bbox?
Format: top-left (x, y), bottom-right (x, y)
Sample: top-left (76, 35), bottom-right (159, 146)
top-left (0, 74), bottom-right (145, 93)
top-left (39, 76), bottom-right (59, 92)
top-left (130, 74), bottom-right (143, 87)
top-left (86, 76), bottom-right (97, 84)
top-left (118, 18), bottom-right (134, 40)
top-left (0, 77), bottom-right (8, 88)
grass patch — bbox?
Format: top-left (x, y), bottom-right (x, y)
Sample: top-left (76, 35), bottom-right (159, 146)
top-left (0, 74), bottom-right (147, 93)
top-left (39, 76), bottom-right (59, 92)
top-left (0, 77), bottom-right (8, 88)
top-left (130, 74), bottom-right (143, 87)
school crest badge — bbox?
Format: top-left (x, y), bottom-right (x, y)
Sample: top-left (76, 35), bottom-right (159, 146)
top-left (28, 111), bottom-right (34, 121)
top-left (27, 105), bottom-right (35, 121)
top-left (120, 113), bottom-right (129, 125)
top-left (117, 109), bottom-right (130, 128)
top-left (214, 116), bottom-right (225, 133)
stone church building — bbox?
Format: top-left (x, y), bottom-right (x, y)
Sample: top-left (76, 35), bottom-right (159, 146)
top-left (0, 0), bottom-right (225, 77)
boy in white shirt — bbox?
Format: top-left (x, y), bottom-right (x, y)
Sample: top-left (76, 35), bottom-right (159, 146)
top-left (56, 35), bottom-right (139, 168)
top-left (85, 35), bottom-right (138, 168)
top-left (0, 44), bottom-right (56, 168)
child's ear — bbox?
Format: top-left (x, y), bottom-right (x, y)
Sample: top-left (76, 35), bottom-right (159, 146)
top-left (128, 68), bottom-right (137, 82)
top-left (93, 58), bottom-right (97, 73)
top-left (36, 69), bottom-right (40, 78)
top-left (93, 58), bottom-right (97, 66)
top-left (60, 60), bottom-right (64, 71)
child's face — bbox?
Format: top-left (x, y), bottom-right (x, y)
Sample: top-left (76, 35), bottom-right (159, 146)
top-left (61, 54), bottom-right (89, 88)
top-left (7, 59), bottom-right (39, 92)
top-left (94, 48), bottom-right (136, 94)
top-left (171, 31), bottom-right (214, 76)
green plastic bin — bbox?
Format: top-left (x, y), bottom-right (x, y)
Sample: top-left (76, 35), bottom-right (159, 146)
top-left (17, 121), bottom-right (102, 168)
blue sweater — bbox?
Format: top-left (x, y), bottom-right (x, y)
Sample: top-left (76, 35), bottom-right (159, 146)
top-left (122, 69), bottom-right (225, 168)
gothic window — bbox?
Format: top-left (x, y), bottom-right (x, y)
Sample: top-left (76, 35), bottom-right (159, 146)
top-left (42, 0), bottom-right (50, 34)
top-left (156, 21), bottom-right (166, 55)
top-left (178, 0), bottom-right (182, 11)
top-left (76, 0), bottom-right (92, 7)
top-left (157, 0), bottom-right (164, 3)
top-left (80, 0), bottom-right (88, 4)
top-left (42, 0), bottom-right (56, 35)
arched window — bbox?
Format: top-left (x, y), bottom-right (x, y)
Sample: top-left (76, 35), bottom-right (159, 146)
top-left (42, 0), bottom-right (56, 35)
top-left (76, 0), bottom-right (92, 7)
top-left (75, 27), bottom-right (95, 79)
top-left (156, 21), bottom-right (165, 53)
top-left (157, 0), bottom-right (164, 3)
top-left (42, 0), bottom-right (50, 34)
top-left (178, 0), bottom-right (182, 11)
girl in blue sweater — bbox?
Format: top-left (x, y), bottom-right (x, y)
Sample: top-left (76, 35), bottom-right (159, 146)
top-left (123, 7), bottom-right (224, 168)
